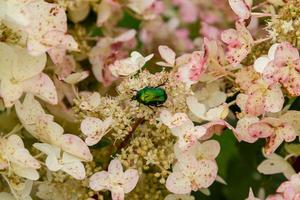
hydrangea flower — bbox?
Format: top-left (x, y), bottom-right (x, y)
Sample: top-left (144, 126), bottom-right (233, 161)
top-left (0, 42), bottom-right (57, 107)
top-left (236, 81), bottom-right (284, 116)
top-left (176, 51), bottom-right (207, 87)
top-left (221, 21), bottom-right (254, 66)
top-left (15, 94), bottom-right (92, 162)
top-left (0, 134), bottom-right (40, 180)
top-left (78, 92), bottom-right (101, 111)
top-left (1, 0), bottom-right (78, 63)
top-left (186, 82), bottom-right (228, 121)
top-left (33, 143), bottom-right (86, 180)
top-left (109, 51), bottom-right (154, 77)
top-left (266, 173), bottom-right (300, 200)
top-left (166, 140), bottom-right (219, 194)
top-left (89, 158), bottom-right (139, 200)
top-left (254, 42), bottom-right (300, 96)
top-left (24, 1), bottom-right (78, 60)
top-left (80, 116), bottom-right (113, 146)
top-left (249, 117), bottom-right (297, 155)
top-left (89, 30), bottom-right (137, 85)
top-left (160, 110), bottom-right (207, 150)
top-left (235, 116), bottom-right (298, 155)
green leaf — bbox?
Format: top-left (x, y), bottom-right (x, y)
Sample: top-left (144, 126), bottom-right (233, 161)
top-left (285, 143), bottom-right (300, 155)
top-left (88, 26), bottom-right (103, 37)
top-left (90, 137), bottom-right (112, 149)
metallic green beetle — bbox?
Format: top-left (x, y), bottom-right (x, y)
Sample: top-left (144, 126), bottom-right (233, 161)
top-left (132, 86), bottom-right (168, 106)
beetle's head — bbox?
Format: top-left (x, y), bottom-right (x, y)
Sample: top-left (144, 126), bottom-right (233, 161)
top-left (131, 95), bottom-right (137, 101)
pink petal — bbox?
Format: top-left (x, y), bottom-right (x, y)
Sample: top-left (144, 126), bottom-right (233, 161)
top-left (274, 42), bottom-right (299, 63)
top-left (194, 160), bottom-right (218, 188)
top-left (245, 89), bottom-right (265, 116)
top-left (221, 29), bottom-right (238, 44)
top-left (248, 122), bottom-right (273, 139)
top-left (114, 29), bottom-right (136, 43)
top-left (235, 117), bottom-right (260, 143)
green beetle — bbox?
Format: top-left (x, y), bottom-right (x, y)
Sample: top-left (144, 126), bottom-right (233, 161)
top-left (132, 86), bottom-right (168, 106)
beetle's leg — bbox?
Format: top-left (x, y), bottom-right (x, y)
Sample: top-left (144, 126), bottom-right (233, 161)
top-left (147, 106), bottom-right (154, 111)
top-left (155, 81), bottom-right (167, 88)
top-left (156, 105), bottom-right (166, 108)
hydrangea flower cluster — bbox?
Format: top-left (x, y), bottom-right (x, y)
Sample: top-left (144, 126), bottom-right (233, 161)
top-left (1, 0), bottom-right (300, 200)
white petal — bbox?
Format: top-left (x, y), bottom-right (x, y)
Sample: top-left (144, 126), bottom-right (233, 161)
top-left (114, 29), bottom-right (136, 43)
top-left (194, 160), bottom-right (218, 188)
top-left (0, 192), bottom-right (15, 200)
top-left (264, 84), bottom-right (284, 113)
top-left (15, 93), bottom-right (46, 125)
top-left (12, 46), bottom-right (46, 81)
top-left (235, 117), bottom-right (260, 143)
top-left (166, 172), bottom-right (191, 194)
top-left (257, 154), bottom-right (295, 179)
top-left (205, 105), bottom-right (228, 121)
top-left (108, 159), bottom-right (124, 178)
top-left (12, 149), bottom-right (41, 169)
top-left (186, 96), bottom-right (206, 119)
top-left (59, 134), bottom-right (93, 161)
top-left (89, 171), bottom-right (111, 191)
top-left (228, 0), bottom-right (252, 20)
top-left (111, 190), bottom-right (125, 200)
top-left (197, 140), bottom-right (220, 160)
top-left (0, 79), bottom-right (24, 107)
top-left (12, 164), bottom-right (39, 180)
top-left (158, 45), bottom-right (176, 65)
top-left (268, 43), bottom-right (280, 60)
top-left (81, 117), bottom-right (103, 137)
top-left (61, 160), bottom-right (86, 180)
top-left (45, 154), bottom-right (62, 171)
top-left (63, 71), bottom-right (89, 84)
top-left (33, 143), bottom-right (60, 157)
top-left (254, 57), bottom-right (270, 73)
top-left (123, 169), bottom-right (139, 193)
top-left (23, 73), bottom-right (58, 105)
